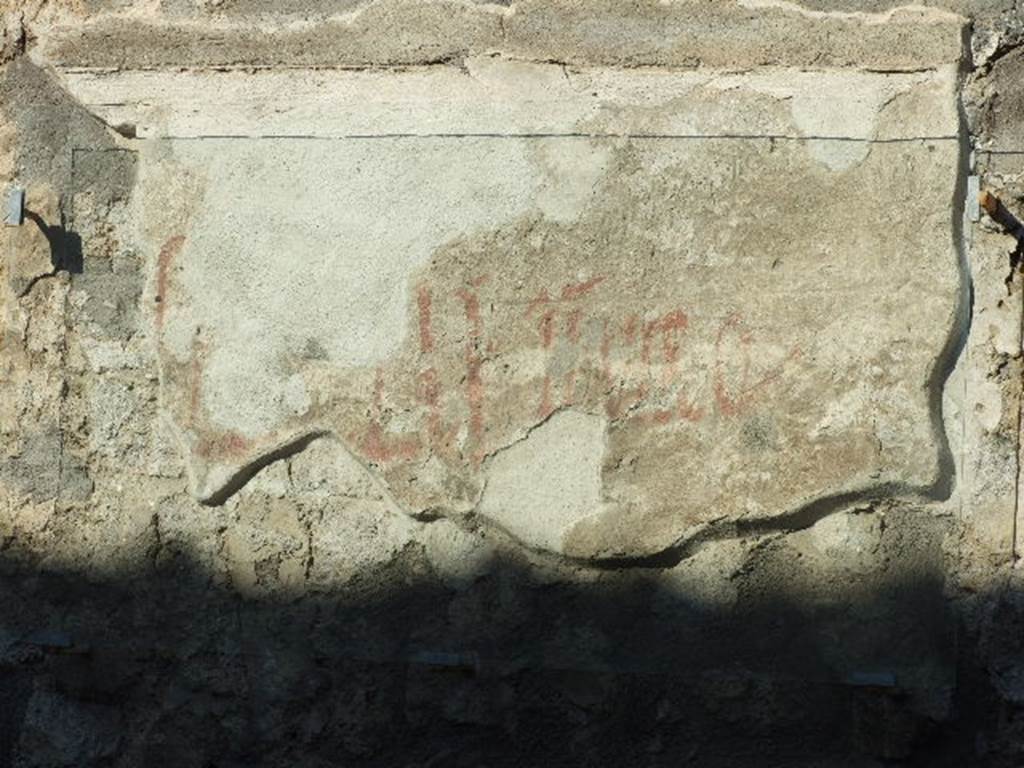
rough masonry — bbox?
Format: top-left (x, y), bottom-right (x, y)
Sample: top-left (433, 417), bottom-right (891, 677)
top-left (2, 1), bottom-right (1024, 766)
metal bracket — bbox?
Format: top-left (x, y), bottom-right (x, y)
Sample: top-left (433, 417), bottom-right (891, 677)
top-left (4, 186), bottom-right (24, 227)
top-left (967, 175), bottom-right (980, 222)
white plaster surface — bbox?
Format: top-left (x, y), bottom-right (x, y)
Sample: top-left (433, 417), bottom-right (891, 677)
top-left (479, 411), bottom-right (609, 554)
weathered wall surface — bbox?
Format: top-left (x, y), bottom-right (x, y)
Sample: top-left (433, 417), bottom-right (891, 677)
top-left (1, 1), bottom-right (1024, 766)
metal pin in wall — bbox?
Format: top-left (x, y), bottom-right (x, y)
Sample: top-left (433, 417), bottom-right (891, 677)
top-left (4, 186), bottom-right (24, 227)
top-left (967, 176), bottom-right (980, 222)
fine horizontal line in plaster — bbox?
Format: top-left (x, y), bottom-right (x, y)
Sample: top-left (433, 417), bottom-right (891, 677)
top-left (62, 58), bottom-right (957, 149)
top-left (58, 64), bottom-right (955, 76)
top-left (143, 132), bottom-right (959, 143)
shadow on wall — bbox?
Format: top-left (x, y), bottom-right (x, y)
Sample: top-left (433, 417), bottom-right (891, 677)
top-left (0, 518), bottom-right (1019, 768)
top-left (23, 208), bottom-right (83, 276)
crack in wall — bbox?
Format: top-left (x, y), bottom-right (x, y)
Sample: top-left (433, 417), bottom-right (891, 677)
top-left (200, 431), bottom-right (331, 507)
top-left (923, 81), bottom-right (975, 505)
top-left (107, 132), bottom-right (961, 143)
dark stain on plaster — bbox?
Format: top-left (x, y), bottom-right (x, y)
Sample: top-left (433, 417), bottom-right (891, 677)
top-left (0, 59), bottom-right (121, 187)
top-left (740, 414), bottom-right (778, 452)
top-left (0, 429), bottom-right (92, 505)
top-left (71, 149), bottom-right (138, 209)
top-left (71, 258), bottom-right (144, 342)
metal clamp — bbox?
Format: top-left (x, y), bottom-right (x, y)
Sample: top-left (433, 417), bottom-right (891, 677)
top-left (4, 186), bottom-right (24, 227)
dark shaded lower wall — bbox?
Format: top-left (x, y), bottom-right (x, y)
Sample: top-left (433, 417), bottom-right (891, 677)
top-left (1, 506), bottom-right (1020, 768)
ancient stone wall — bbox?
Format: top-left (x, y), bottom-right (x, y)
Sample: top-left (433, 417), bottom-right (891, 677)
top-left (2, 1), bottom-right (1024, 765)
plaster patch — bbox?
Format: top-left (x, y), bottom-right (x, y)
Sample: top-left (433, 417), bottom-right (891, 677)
top-left (79, 59), bottom-right (964, 560)
top-left (160, 137), bottom-right (547, 436)
top-left (718, 70), bottom-right (941, 171)
top-left (533, 139), bottom-right (612, 223)
top-left (479, 411), bottom-right (609, 553)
